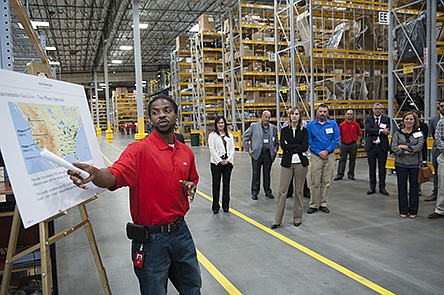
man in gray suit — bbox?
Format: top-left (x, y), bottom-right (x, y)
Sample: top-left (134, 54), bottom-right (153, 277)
top-left (425, 100), bottom-right (444, 202)
top-left (242, 110), bottom-right (279, 200)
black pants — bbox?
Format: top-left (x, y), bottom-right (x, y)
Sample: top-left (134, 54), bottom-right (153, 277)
top-left (337, 142), bottom-right (357, 178)
top-left (251, 150), bottom-right (273, 197)
top-left (367, 144), bottom-right (388, 190)
top-left (287, 177), bottom-right (310, 198)
top-left (432, 149), bottom-right (439, 195)
top-left (210, 163), bottom-right (233, 210)
top-left (395, 165), bottom-right (419, 215)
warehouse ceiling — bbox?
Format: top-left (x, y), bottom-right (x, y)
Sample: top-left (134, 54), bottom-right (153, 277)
top-left (9, 0), bottom-right (245, 82)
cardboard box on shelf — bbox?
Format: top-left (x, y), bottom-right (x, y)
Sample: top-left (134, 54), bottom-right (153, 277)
top-left (252, 31), bottom-right (264, 41)
top-left (176, 35), bottom-right (189, 50)
top-left (243, 79), bottom-right (253, 88)
top-left (204, 66), bottom-right (214, 73)
top-left (116, 87), bottom-right (128, 93)
top-left (199, 14), bottom-right (216, 32)
top-left (244, 49), bottom-right (254, 56)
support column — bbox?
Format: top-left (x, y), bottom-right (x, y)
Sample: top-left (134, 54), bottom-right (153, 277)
top-left (388, 0), bottom-right (395, 132)
top-left (0, 0), bottom-right (13, 71)
top-left (94, 70), bottom-right (102, 136)
top-left (132, 0), bottom-right (147, 141)
top-left (426, 0), bottom-right (438, 118)
top-left (103, 45), bottom-right (113, 142)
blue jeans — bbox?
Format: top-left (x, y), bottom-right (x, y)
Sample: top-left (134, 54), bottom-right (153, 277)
top-left (131, 219), bottom-right (201, 295)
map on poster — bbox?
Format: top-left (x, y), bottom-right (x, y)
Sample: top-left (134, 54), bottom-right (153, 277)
top-left (9, 102), bottom-right (92, 174)
top-left (0, 70), bottom-right (105, 228)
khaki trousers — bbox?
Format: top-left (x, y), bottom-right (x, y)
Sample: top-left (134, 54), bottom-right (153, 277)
top-left (309, 153), bottom-right (335, 208)
top-left (273, 163), bottom-right (308, 225)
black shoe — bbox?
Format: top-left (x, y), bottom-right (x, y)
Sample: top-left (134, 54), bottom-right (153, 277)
top-left (303, 193), bottom-right (310, 199)
top-left (307, 208), bottom-right (318, 214)
top-left (367, 189), bottom-right (376, 195)
top-left (223, 207), bottom-right (229, 213)
top-left (266, 194), bottom-right (275, 199)
top-left (379, 188), bottom-right (390, 196)
top-left (348, 176), bottom-right (356, 180)
top-left (333, 176), bottom-right (343, 181)
top-left (319, 206), bottom-right (330, 213)
top-left (271, 224), bottom-right (280, 229)
top-left (293, 222), bottom-right (301, 227)
top-left (212, 208), bottom-right (219, 214)
top-left (251, 194), bottom-right (258, 200)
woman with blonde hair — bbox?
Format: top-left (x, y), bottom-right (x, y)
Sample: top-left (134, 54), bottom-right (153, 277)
top-left (391, 111), bottom-right (423, 218)
top-left (271, 107), bottom-right (309, 228)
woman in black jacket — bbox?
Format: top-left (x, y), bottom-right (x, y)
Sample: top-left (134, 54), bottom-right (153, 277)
top-left (271, 107), bottom-right (309, 228)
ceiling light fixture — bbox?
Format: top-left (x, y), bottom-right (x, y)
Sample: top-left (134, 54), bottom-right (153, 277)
top-left (111, 60), bottom-right (123, 64)
top-left (46, 46), bottom-right (56, 51)
top-left (19, 21), bottom-right (50, 30)
top-left (49, 61), bottom-right (60, 66)
top-left (119, 45), bottom-right (133, 50)
top-left (132, 23), bottom-right (148, 29)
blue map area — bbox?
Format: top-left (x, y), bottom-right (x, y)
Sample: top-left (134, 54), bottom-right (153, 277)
top-left (8, 102), bottom-right (92, 174)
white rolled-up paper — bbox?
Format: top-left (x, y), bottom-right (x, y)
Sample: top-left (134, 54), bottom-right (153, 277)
top-left (40, 148), bottom-right (90, 179)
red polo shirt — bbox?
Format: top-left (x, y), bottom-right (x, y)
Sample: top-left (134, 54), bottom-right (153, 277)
top-left (107, 131), bottom-right (199, 226)
top-left (339, 120), bottom-right (362, 144)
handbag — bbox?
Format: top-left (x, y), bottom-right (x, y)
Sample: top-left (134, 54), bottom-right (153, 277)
top-left (418, 165), bottom-right (433, 184)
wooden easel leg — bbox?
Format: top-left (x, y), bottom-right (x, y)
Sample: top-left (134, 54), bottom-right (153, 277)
top-left (39, 221), bottom-right (52, 295)
top-left (0, 207), bottom-right (20, 295)
top-left (78, 204), bottom-right (111, 295)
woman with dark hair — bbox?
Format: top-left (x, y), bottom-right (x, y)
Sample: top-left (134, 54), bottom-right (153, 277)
top-left (391, 111), bottom-right (424, 218)
top-left (208, 115), bottom-right (235, 213)
top-left (271, 107), bottom-right (309, 228)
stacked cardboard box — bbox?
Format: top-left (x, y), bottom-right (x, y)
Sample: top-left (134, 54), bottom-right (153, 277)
top-left (199, 15), bottom-right (216, 32)
top-left (176, 35), bottom-right (190, 51)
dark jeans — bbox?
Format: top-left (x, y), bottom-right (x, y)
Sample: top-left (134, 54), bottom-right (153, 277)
top-left (337, 142), bottom-right (357, 178)
top-left (395, 165), bottom-right (419, 215)
top-left (131, 220), bottom-right (201, 295)
top-left (367, 144), bottom-right (388, 189)
top-left (251, 149), bottom-right (273, 196)
top-left (210, 162), bottom-right (233, 210)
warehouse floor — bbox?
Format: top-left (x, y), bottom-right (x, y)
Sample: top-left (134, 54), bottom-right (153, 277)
top-left (55, 134), bottom-right (444, 294)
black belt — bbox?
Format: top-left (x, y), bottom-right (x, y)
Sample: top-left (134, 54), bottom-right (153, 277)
top-left (343, 141), bottom-right (356, 145)
top-left (145, 217), bottom-right (184, 234)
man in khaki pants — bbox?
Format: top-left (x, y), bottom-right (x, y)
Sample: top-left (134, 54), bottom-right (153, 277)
top-left (306, 104), bottom-right (340, 214)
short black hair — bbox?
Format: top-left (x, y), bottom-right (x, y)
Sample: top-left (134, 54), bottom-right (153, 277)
top-left (147, 94), bottom-right (178, 116)
top-left (317, 104), bottom-right (329, 111)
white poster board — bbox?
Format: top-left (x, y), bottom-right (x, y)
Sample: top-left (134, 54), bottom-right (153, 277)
top-left (0, 70), bottom-right (106, 228)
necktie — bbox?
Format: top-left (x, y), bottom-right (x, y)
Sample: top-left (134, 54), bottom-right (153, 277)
top-left (373, 117), bottom-right (379, 141)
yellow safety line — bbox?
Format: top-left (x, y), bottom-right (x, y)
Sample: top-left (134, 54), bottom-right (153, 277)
top-left (196, 189), bottom-right (395, 295)
top-left (99, 143), bottom-right (241, 294)
top-left (196, 249), bottom-right (242, 295)
top-left (99, 138), bottom-right (124, 152)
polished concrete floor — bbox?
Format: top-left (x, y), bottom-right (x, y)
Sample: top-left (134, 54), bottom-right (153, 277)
top-left (54, 134), bottom-right (444, 294)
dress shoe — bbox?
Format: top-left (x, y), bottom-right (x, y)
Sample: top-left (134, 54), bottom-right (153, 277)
top-left (223, 207), bottom-right (229, 213)
top-left (270, 224), bottom-right (280, 229)
top-left (251, 194), bottom-right (258, 200)
top-left (333, 176), bottom-right (343, 181)
top-left (293, 222), bottom-right (301, 227)
top-left (367, 189), bottom-right (376, 195)
top-left (379, 188), bottom-right (390, 196)
top-left (265, 194), bottom-right (275, 199)
top-left (212, 208), bottom-right (219, 214)
top-left (307, 207), bottom-right (318, 214)
top-left (348, 176), bottom-right (356, 180)
top-left (425, 194), bottom-right (437, 202)
top-left (319, 206), bottom-right (330, 213)
top-left (428, 212), bottom-right (444, 219)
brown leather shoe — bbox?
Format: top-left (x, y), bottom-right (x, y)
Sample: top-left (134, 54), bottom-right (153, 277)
top-left (428, 212), bottom-right (444, 219)
top-left (424, 194), bottom-right (437, 202)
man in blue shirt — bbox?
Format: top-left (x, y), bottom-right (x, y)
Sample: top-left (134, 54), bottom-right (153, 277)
top-left (306, 104), bottom-right (340, 214)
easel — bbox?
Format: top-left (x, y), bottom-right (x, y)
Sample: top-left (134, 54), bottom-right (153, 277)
top-left (0, 195), bottom-right (111, 295)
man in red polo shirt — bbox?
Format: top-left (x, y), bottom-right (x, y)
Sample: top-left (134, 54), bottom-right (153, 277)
top-left (68, 95), bottom-right (201, 294)
top-left (334, 109), bottom-right (362, 181)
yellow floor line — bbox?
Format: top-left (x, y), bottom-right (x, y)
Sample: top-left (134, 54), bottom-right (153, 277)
top-left (196, 190), bottom-right (395, 295)
top-left (196, 249), bottom-right (242, 295)
top-left (99, 145), bottom-right (240, 294)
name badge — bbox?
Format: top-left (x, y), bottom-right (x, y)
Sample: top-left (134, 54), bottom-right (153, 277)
top-left (325, 128), bottom-right (333, 134)
top-left (264, 138), bottom-right (269, 144)
top-left (380, 123), bottom-right (387, 129)
top-left (413, 131), bottom-right (423, 138)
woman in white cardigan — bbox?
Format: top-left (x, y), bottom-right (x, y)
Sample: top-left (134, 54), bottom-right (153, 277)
top-left (208, 116), bottom-right (235, 213)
